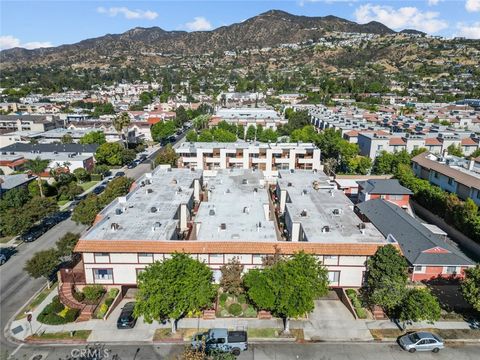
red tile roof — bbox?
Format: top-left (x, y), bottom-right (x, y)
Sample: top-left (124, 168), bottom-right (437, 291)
top-left (425, 138), bottom-right (442, 146)
top-left (389, 138), bottom-right (406, 146)
top-left (461, 138), bottom-right (478, 146)
top-left (74, 240), bottom-right (391, 256)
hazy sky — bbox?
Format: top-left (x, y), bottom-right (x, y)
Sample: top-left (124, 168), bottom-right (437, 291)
top-left (1, 0), bottom-right (479, 50)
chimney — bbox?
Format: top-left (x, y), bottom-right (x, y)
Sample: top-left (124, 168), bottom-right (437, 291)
top-left (468, 159), bottom-right (475, 171)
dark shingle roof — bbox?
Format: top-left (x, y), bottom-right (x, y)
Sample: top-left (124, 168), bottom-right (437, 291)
top-left (357, 179), bottom-right (413, 195)
top-left (0, 143), bottom-right (98, 154)
top-left (357, 199), bottom-right (474, 266)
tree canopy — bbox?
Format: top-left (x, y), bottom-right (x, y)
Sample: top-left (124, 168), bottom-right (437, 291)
top-left (399, 288), bottom-right (441, 323)
top-left (24, 248), bottom-right (59, 281)
top-left (151, 121), bottom-right (176, 143)
top-left (244, 251), bottom-right (328, 332)
top-left (134, 253), bottom-right (216, 332)
top-left (154, 144), bottom-right (179, 167)
top-left (79, 131), bottom-right (106, 145)
top-left (461, 265), bottom-right (480, 312)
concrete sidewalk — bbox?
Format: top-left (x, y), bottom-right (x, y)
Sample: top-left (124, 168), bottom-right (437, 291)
top-left (8, 287), bottom-right (474, 344)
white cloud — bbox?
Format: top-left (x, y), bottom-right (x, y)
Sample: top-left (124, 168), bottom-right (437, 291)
top-left (97, 6), bottom-right (158, 20)
top-left (465, 0), bottom-right (480, 12)
top-left (354, 4), bottom-right (448, 34)
top-left (428, 0), bottom-right (440, 5)
top-left (456, 22), bottom-right (480, 39)
top-left (0, 35), bottom-right (52, 50)
top-left (184, 17), bottom-right (213, 31)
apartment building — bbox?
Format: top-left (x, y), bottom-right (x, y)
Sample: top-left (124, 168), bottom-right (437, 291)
top-left (176, 142), bottom-right (322, 176)
top-left (0, 115), bottom-right (61, 134)
top-left (412, 152), bottom-right (480, 206)
top-left (72, 167), bottom-right (391, 289)
top-left (214, 108), bottom-right (287, 130)
top-left (357, 179), bottom-right (413, 208)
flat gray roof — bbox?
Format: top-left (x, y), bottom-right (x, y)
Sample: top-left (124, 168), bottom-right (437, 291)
top-left (82, 167), bottom-right (202, 241)
top-left (195, 169), bottom-right (277, 242)
top-left (278, 170), bottom-right (387, 244)
top-left (176, 141), bottom-right (318, 153)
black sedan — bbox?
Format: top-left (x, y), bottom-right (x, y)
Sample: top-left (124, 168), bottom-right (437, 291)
top-left (117, 302), bottom-right (137, 329)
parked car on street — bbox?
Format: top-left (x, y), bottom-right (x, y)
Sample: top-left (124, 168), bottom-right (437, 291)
top-left (127, 162), bottom-right (137, 169)
top-left (398, 331), bottom-right (444, 353)
top-left (92, 185), bottom-right (106, 195)
top-left (0, 252), bottom-right (6, 265)
top-left (117, 302), bottom-right (137, 329)
top-left (21, 225), bottom-right (46, 243)
top-left (192, 328), bottom-right (248, 356)
top-left (114, 171), bottom-right (125, 178)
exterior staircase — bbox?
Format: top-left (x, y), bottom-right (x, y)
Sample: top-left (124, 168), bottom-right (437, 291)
top-left (58, 282), bottom-right (96, 322)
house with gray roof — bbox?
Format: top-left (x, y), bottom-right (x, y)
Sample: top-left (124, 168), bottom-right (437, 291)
top-left (357, 179), bottom-right (413, 209)
top-left (356, 199), bottom-right (475, 281)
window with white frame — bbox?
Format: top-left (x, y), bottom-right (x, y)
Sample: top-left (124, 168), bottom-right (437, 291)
top-left (94, 269), bottom-right (113, 280)
top-left (445, 266), bottom-right (457, 274)
top-left (414, 265), bottom-right (423, 272)
top-left (328, 271), bottom-right (340, 283)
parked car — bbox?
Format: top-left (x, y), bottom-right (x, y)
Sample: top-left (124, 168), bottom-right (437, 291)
top-left (0, 252), bottom-right (6, 265)
top-left (127, 162), bottom-right (137, 169)
top-left (192, 328), bottom-right (248, 356)
top-left (117, 302), bottom-right (137, 329)
top-left (92, 185), bottom-right (105, 195)
top-left (114, 171), bottom-right (125, 178)
top-left (21, 225), bottom-right (46, 243)
top-left (398, 331), bottom-right (444, 353)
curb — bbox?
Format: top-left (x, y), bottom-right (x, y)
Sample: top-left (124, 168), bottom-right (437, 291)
top-left (375, 337), bottom-right (480, 344)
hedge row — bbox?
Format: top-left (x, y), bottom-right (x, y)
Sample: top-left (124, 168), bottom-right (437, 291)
top-left (37, 296), bottom-right (79, 325)
top-left (396, 164), bottom-right (480, 243)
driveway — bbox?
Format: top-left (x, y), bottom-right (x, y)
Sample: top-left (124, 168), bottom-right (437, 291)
top-left (87, 298), bottom-right (158, 343)
top-left (303, 292), bottom-right (373, 341)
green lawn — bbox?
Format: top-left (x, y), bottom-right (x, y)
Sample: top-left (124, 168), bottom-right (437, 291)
top-left (79, 181), bottom-right (99, 192)
top-left (57, 199), bottom-right (70, 206)
top-left (28, 330), bottom-right (91, 341)
top-left (247, 328), bottom-right (278, 338)
top-left (15, 283), bottom-right (56, 320)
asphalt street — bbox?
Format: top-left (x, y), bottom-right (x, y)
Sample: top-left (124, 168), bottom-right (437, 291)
top-left (4, 342), bottom-right (480, 360)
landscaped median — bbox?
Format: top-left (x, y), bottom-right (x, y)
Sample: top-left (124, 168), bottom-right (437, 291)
top-left (153, 328), bottom-right (303, 343)
top-left (370, 328), bottom-right (480, 342)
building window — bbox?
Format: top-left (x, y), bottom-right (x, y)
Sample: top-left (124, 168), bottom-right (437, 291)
top-left (433, 171), bottom-right (439, 178)
top-left (94, 269), bottom-right (113, 280)
top-left (414, 265), bottom-right (423, 272)
top-left (139, 253), bottom-right (153, 258)
top-left (447, 178), bottom-right (454, 186)
top-left (377, 145), bottom-right (383, 150)
top-left (209, 254), bottom-right (223, 264)
top-left (94, 253), bottom-right (109, 262)
top-left (445, 266), bottom-right (457, 275)
top-left (328, 271), bottom-right (340, 284)
top-left (390, 195), bottom-right (403, 200)
top-left (324, 255), bottom-right (338, 260)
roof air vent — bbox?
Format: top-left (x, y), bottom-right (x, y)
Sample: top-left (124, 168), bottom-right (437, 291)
top-left (115, 208), bottom-right (122, 215)
top-left (243, 206), bottom-right (250, 214)
top-left (172, 179), bottom-right (177, 184)
top-left (358, 222), bottom-right (366, 230)
top-left (242, 179), bottom-right (248, 185)
top-left (333, 208), bottom-right (342, 216)
top-left (167, 168), bottom-right (172, 172)
top-left (209, 209), bottom-right (216, 216)
top-left (300, 209), bottom-right (308, 217)
top-left (150, 207), bottom-right (157, 213)
top-left (152, 222), bottom-right (161, 231)
top-left (322, 226), bottom-right (330, 233)
top-left (146, 188), bottom-right (153, 194)
top-left (220, 223), bottom-right (227, 230)
top-left (111, 223), bottom-right (120, 231)
top-left (287, 182), bottom-right (292, 187)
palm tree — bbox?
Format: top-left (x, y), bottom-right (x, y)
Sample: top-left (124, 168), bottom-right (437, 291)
top-left (112, 112), bottom-right (131, 149)
top-left (25, 157), bottom-right (50, 197)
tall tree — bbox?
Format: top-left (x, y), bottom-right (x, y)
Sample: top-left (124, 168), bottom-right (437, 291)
top-left (112, 112), bottom-right (131, 148)
top-left (399, 288), bottom-right (441, 324)
top-left (220, 259), bottom-right (244, 296)
top-left (79, 131), bottom-right (106, 145)
top-left (134, 253), bottom-right (216, 333)
top-left (56, 232), bottom-right (80, 258)
top-left (24, 248), bottom-right (60, 287)
top-left (365, 244), bottom-right (408, 312)
top-left (154, 144), bottom-right (179, 168)
top-left (25, 157), bottom-right (50, 197)
top-left (461, 265), bottom-right (480, 312)
top-left (244, 251), bottom-right (328, 332)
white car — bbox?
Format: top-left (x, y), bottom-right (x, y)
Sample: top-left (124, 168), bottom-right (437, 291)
top-left (0, 253), bottom-right (7, 265)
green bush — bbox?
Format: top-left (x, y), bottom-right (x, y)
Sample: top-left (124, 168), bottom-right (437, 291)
top-left (38, 312), bottom-right (65, 325)
top-left (243, 305), bottom-right (257, 318)
top-left (105, 297), bottom-right (114, 307)
top-left (63, 308), bottom-right (79, 322)
top-left (73, 291), bottom-right (85, 302)
top-left (345, 289), bottom-right (356, 298)
top-left (97, 303), bottom-right (109, 319)
top-left (43, 296), bottom-right (65, 314)
top-left (82, 285), bottom-right (105, 302)
top-left (356, 308), bottom-right (368, 319)
top-left (219, 293), bottom-right (228, 306)
top-left (219, 309), bottom-right (229, 317)
top-left (108, 288), bottom-right (119, 298)
top-left (237, 294), bottom-right (246, 304)
top-left (228, 303), bottom-right (242, 316)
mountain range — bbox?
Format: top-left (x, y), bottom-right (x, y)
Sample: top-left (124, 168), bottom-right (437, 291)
top-left (0, 10), bottom-right (424, 68)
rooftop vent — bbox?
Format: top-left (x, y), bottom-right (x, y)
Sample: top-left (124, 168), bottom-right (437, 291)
top-left (287, 182), bottom-right (293, 187)
top-left (220, 223), bottom-right (227, 230)
top-left (231, 234), bottom-right (240, 240)
top-left (111, 223), bottom-right (120, 231)
top-left (242, 179), bottom-right (248, 185)
top-left (322, 226), bottom-right (330, 233)
top-left (332, 208), bottom-right (342, 216)
top-left (115, 208), bottom-right (122, 215)
top-left (146, 188), bottom-right (153, 194)
top-left (290, 169), bottom-right (295, 173)
top-left (243, 206), bottom-right (250, 214)
top-left (209, 209), bottom-right (216, 216)
top-left (254, 188), bottom-right (258, 193)
top-left (150, 207), bottom-right (157, 213)
top-left (302, 189), bottom-right (308, 195)
top-left (145, 179), bottom-right (151, 185)
top-left (300, 209), bottom-right (308, 217)
top-left (152, 222), bottom-right (161, 231)
top-left (167, 168), bottom-right (172, 172)
top-left (172, 179), bottom-right (177, 184)
top-left (358, 222), bottom-right (366, 230)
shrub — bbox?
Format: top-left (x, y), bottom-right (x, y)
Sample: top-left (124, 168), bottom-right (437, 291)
top-left (219, 293), bottom-right (228, 306)
top-left (356, 308), bottom-right (368, 319)
top-left (105, 298), bottom-right (114, 307)
top-left (38, 312), bottom-right (66, 325)
top-left (228, 303), bottom-right (242, 316)
top-left (237, 294), bottom-right (247, 304)
top-left (108, 288), bottom-right (119, 298)
top-left (82, 285), bottom-right (105, 302)
top-left (63, 308), bottom-right (79, 322)
top-left (243, 305), bottom-right (257, 318)
top-left (97, 303), bottom-right (109, 319)
top-left (73, 290), bottom-right (85, 302)
top-left (219, 309), bottom-right (230, 317)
